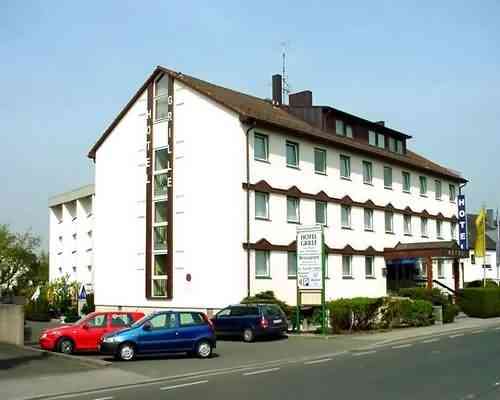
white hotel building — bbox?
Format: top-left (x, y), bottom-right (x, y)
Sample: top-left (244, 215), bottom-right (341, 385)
top-left (88, 66), bottom-right (468, 313)
top-left (48, 185), bottom-right (95, 289)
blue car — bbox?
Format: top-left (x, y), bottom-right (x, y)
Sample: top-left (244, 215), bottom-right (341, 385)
top-left (99, 310), bottom-right (216, 361)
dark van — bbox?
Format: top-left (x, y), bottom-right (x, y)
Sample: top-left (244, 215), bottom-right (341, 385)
top-left (211, 304), bottom-right (288, 342)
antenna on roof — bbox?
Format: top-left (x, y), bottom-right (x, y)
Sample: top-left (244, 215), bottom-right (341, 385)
top-left (281, 41), bottom-right (291, 103)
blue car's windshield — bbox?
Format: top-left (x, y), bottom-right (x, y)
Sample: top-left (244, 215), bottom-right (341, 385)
top-left (130, 315), bottom-right (150, 328)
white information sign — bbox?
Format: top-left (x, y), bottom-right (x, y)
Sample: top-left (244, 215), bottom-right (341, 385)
top-left (297, 225), bottom-right (324, 290)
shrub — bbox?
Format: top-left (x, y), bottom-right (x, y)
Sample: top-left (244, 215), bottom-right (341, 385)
top-left (466, 279), bottom-right (498, 288)
top-left (81, 293), bottom-right (95, 315)
top-left (327, 297), bottom-right (383, 332)
top-left (241, 291), bottom-right (292, 317)
top-left (398, 287), bottom-right (448, 306)
top-left (63, 308), bottom-right (80, 323)
top-left (458, 288), bottom-right (500, 318)
top-left (25, 287), bottom-right (51, 321)
top-left (380, 298), bottom-right (434, 328)
top-left (442, 303), bottom-right (460, 323)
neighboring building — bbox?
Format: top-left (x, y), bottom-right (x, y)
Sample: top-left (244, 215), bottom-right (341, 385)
top-left (87, 66), bottom-right (467, 313)
top-left (48, 185), bottom-right (95, 290)
top-left (462, 213), bottom-right (498, 283)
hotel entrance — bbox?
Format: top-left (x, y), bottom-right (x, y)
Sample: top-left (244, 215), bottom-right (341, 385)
top-left (386, 258), bottom-right (421, 294)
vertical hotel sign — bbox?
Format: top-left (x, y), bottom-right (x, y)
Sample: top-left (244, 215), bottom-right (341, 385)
top-left (145, 74), bottom-right (174, 299)
top-left (457, 194), bottom-right (467, 250)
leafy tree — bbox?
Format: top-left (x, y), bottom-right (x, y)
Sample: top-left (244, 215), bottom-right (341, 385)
top-left (0, 224), bottom-right (40, 295)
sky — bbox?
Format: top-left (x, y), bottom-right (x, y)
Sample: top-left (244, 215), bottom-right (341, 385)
top-left (1, 1), bottom-right (499, 249)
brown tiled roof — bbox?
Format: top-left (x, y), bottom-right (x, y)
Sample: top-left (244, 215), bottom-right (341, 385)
top-left (88, 66), bottom-right (466, 183)
top-left (390, 241), bottom-right (460, 251)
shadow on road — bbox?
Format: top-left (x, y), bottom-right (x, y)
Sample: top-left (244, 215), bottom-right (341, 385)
top-left (0, 351), bottom-right (51, 371)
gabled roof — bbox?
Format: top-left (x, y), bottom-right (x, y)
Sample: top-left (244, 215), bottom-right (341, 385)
top-left (88, 66), bottom-right (466, 183)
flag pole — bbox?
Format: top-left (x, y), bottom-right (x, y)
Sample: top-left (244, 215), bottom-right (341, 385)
top-left (483, 207), bottom-right (487, 288)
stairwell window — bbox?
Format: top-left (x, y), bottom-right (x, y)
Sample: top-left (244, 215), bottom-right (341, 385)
top-left (254, 133), bottom-right (269, 161)
top-left (286, 141), bottom-right (299, 168)
top-left (152, 254), bottom-right (167, 298)
top-left (340, 155), bottom-right (351, 179)
top-left (255, 250), bottom-right (270, 278)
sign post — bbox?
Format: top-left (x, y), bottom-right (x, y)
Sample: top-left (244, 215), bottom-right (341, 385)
top-left (296, 225), bottom-right (326, 334)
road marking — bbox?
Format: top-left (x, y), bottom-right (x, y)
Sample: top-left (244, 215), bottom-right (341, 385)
top-left (494, 326), bottom-right (500, 330)
top-left (450, 333), bottom-right (465, 338)
top-left (353, 350), bottom-right (377, 356)
top-left (422, 338), bottom-right (440, 344)
top-left (243, 367), bottom-right (280, 376)
top-left (392, 344), bottom-right (413, 349)
top-left (471, 330), bottom-right (484, 334)
top-left (304, 358), bottom-right (332, 365)
top-left (160, 380), bottom-right (208, 391)
top-left (94, 397), bottom-right (113, 400)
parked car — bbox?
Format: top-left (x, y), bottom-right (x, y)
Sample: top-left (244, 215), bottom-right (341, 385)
top-left (39, 311), bottom-right (144, 354)
top-left (211, 304), bottom-right (288, 342)
top-left (98, 310), bottom-right (216, 361)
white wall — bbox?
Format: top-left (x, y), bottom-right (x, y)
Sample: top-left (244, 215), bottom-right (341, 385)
top-left (462, 250), bottom-right (499, 283)
top-left (94, 81), bottom-right (247, 310)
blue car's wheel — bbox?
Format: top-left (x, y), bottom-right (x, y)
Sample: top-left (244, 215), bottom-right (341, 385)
top-left (118, 343), bottom-right (135, 361)
top-left (196, 340), bottom-right (212, 359)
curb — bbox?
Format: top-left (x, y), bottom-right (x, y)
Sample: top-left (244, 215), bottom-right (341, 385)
top-left (22, 345), bottom-right (112, 368)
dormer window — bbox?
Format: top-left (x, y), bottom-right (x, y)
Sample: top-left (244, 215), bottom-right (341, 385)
top-left (335, 120), bottom-right (353, 138)
top-left (377, 134), bottom-right (385, 149)
top-left (396, 140), bottom-right (404, 154)
top-left (389, 137), bottom-right (396, 152)
top-left (368, 130), bottom-right (376, 146)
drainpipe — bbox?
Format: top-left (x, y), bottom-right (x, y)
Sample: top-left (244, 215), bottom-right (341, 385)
top-left (245, 119), bottom-right (257, 298)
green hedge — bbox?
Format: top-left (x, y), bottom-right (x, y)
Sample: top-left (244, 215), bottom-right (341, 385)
top-left (398, 287), bottom-right (448, 305)
top-left (443, 303), bottom-right (460, 323)
top-left (458, 288), bottom-right (500, 318)
top-left (465, 279), bottom-right (498, 288)
top-left (380, 298), bottom-right (434, 328)
top-left (327, 297), bottom-right (384, 332)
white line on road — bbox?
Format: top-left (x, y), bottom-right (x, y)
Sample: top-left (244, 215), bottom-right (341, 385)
top-left (450, 333), bottom-right (465, 338)
top-left (353, 350), bottom-right (377, 356)
top-left (243, 367), bottom-right (281, 376)
top-left (392, 344), bottom-right (413, 349)
top-left (160, 380), bottom-right (208, 391)
top-left (471, 330), bottom-right (484, 334)
top-left (421, 338), bottom-right (440, 344)
top-left (494, 326), bottom-right (500, 330)
top-left (94, 397), bottom-right (114, 400)
top-left (304, 358), bottom-right (333, 365)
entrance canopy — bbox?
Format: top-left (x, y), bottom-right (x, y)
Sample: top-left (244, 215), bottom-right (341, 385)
top-left (384, 241), bottom-right (469, 261)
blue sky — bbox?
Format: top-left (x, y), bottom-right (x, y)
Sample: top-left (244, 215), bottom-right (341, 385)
top-left (1, 1), bottom-right (499, 248)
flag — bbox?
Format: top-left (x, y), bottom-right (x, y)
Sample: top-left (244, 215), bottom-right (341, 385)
top-left (474, 208), bottom-right (486, 257)
top-left (30, 286), bottom-right (40, 301)
top-left (496, 209), bottom-right (500, 266)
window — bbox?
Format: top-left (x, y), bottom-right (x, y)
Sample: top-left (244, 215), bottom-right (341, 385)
top-left (363, 161), bottom-right (373, 184)
top-left (148, 313), bottom-right (176, 329)
top-left (314, 148), bottom-right (326, 174)
top-left (437, 220), bottom-right (443, 238)
top-left (154, 148), bottom-right (169, 171)
top-left (437, 260), bottom-right (444, 278)
top-left (384, 166), bottom-right (393, 189)
top-left (151, 254), bottom-right (167, 297)
top-left (341, 205), bottom-right (351, 228)
top-left (315, 201), bottom-right (327, 225)
top-left (396, 140), bottom-right (404, 154)
top-left (389, 137), bottom-right (396, 152)
top-left (421, 217), bottom-right (428, 237)
top-left (368, 130), bottom-right (376, 146)
top-left (336, 119), bottom-right (344, 136)
top-left (377, 133), bottom-right (385, 149)
top-left (345, 124), bottom-right (353, 138)
top-left (87, 314), bottom-right (107, 328)
top-left (402, 171), bottom-right (411, 193)
top-left (154, 174), bottom-right (169, 197)
top-left (364, 208), bottom-right (373, 231)
top-left (404, 215), bottom-right (412, 235)
top-left (449, 184), bottom-right (456, 202)
top-left (419, 176), bottom-right (427, 196)
top-left (287, 197), bottom-right (300, 223)
top-left (154, 75), bottom-right (169, 121)
top-left (255, 192), bottom-right (269, 219)
top-left (254, 133), bottom-right (269, 161)
top-left (288, 252), bottom-right (297, 278)
top-left (255, 250), bottom-right (270, 278)
top-left (110, 313), bottom-right (132, 327)
top-left (286, 141), bottom-right (299, 167)
top-left (365, 256), bottom-right (375, 278)
top-left (385, 211), bottom-right (394, 233)
top-left (179, 312), bottom-right (205, 326)
top-left (153, 226), bottom-right (167, 251)
top-left (340, 155), bottom-right (351, 179)
top-left (435, 180), bottom-right (442, 200)
top-left (451, 222), bottom-right (457, 239)
top-left (342, 255), bottom-right (352, 278)
top-left (154, 201), bottom-right (167, 224)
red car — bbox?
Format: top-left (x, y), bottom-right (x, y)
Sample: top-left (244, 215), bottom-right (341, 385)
top-left (39, 311), bottom-right (145, 354)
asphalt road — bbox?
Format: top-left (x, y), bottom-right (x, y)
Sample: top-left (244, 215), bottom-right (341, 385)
top-left (37, 327), bottom-right (500, 400)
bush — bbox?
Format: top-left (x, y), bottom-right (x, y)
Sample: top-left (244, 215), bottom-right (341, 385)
top-left (241, 291), bottom-right (292, 317)
top-left (465, 279), bottom-right (498, 288)
top-left (380, 298), bottom-right (434, 328)
top-left (398, 287), bottom-right (448, 306)
top-left (458, 288), bottom-right (500, 318)
top-left (443, 303), bottom-right (460, 323)
top-left (81, 293), bottom-right (95, 315)
top-left (25, 288), bottom-right (51, 321)
top-left (63, 308), bottom-right (80, 323)
top-left (327, 297), bottom-right (383, 332)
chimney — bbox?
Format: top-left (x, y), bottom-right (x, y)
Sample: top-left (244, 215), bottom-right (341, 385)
top-left (375, 121), bottom-right (385, 126)
top-left (272, 74), bottom-right (282, 106)
top-left (289, 90), bottom-right (313, 107)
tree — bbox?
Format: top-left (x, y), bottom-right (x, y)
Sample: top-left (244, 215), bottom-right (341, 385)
top-left (0, 224), bottom-right (41, 296)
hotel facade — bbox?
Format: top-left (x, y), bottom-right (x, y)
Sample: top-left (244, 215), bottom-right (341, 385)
top-left (88, 66), bottom-right (467, 313)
